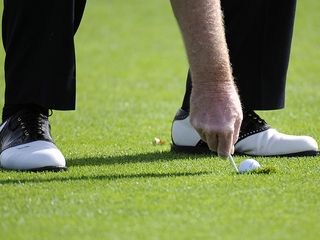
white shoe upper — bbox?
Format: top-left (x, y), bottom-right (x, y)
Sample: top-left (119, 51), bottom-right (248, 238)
top-left (172, 117), bottom-right (201, 146)
top-left (172, 115), bottom-right (319, 156)
top-left (0, 140), bottom-right (66, 170)
top-left (235, 128), bottom-right (318, 156)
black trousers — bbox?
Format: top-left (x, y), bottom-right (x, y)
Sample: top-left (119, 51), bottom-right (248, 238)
top-left (2, 0), bottom-right (86, 110)
top-left (182, 0), bottom-right (297, 111)
top-left (2, 1), bottom-right (296, 111)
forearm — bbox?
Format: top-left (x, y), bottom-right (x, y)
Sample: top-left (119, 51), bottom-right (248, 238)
top-left (171, 0), bottom-right (242, 156)
top-left (170, 0), bottom-right (233, 91)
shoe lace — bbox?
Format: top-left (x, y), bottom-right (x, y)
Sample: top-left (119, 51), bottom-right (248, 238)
top-left (244, 110), bottom-right (266, 125)
top-left (10, 110), bottom-right (49, 140)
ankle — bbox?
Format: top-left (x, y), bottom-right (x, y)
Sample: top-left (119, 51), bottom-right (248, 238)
top-left (2, 104), bottom-right (49, 122)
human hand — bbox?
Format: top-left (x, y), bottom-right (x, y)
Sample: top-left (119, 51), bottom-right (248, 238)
top-left (171, 0), bottom-right (242, 156)
top-left (190, 82), bottom-right (243, 157)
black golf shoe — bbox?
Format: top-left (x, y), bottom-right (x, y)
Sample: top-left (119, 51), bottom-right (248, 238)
top-left (171, 108), bottom-right (319, 157)
top-left (0, 109), bottom-right (66, 171)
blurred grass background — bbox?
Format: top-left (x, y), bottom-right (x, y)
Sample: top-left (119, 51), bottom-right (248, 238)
top-left (0, 1), bottom-right (320, 239)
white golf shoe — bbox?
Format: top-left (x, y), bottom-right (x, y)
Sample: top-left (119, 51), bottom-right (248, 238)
top-left (0, 109), bottom-right (66, 171)
top-left (171, 108), bottom-right (319, 157)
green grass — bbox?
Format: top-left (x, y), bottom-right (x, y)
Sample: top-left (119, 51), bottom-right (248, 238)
top-left (0, 0), bottom-right (320, 239)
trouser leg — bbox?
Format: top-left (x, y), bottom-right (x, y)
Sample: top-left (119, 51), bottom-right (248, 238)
top-left (2, 0), bottom-right (86, 112)
top-left (181, 0), bottom-right (297, 111)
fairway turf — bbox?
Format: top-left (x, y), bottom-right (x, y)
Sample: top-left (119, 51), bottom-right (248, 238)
top-left (1, 0), bottom-right (320, 239)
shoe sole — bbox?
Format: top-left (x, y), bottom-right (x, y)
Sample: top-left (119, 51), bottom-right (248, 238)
top-left (29, 166), bottom-right (68, 172)
top-left (1, 166), bottom-right (67, 172)
top-left (171, 144), bottom-right (320, 157)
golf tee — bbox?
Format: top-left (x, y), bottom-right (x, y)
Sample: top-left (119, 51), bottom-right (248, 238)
top-left (228, 155), bottom-right (239, 173)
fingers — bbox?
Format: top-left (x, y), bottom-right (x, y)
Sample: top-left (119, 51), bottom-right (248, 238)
top-left (217, 131), bottom-right (233, 157)
top-left (197, 123), bottom-right (239, 157)
top-left (190, 107), bottom-right (242, 157)
top-left (206, 134), bottom-right (218, 152)
top-left (197, 129), bottom-right (207, 143)
top-left (232, 117), bottom-right (242, 144)
top-left (199, 130), bottom-right (233, 157)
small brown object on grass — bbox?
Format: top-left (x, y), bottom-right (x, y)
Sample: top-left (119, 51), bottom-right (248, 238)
top-left (153, 137), bottom-right (166, 145)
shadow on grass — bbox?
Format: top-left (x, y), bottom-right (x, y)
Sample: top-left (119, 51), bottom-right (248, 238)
top-left (68, 150), bottom-right (215, 167)
top-left (0, 151), bottom-right (217, 185)
top-left (0, 171), bottom-right (211, 185)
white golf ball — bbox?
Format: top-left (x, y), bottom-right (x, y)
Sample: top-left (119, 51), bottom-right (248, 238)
top-left (239, 159), bottom-right (261, 173)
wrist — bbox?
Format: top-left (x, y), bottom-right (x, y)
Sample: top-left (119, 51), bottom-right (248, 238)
top-left (192, 75), bottom-right (236, 94)
top-left (190, 60), bottom-right (234, 86)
